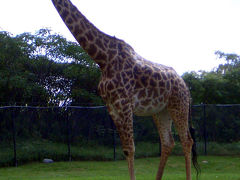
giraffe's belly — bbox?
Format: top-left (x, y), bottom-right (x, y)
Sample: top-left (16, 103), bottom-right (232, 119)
top-left (132, 93), bottom-right (168, 116)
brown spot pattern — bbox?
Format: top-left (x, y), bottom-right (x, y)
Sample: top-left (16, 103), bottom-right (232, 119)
top-left (88, 44), bottom-right (97, 56)
top-left (85, 30), bottom-right (94, 41)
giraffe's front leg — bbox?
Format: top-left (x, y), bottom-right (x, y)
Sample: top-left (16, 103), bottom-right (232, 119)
top-left (107, 103), bottom-right (136, 180)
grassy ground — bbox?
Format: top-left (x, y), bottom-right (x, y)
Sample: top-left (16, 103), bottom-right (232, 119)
top-left (0, 156), bottom-right (240, 180)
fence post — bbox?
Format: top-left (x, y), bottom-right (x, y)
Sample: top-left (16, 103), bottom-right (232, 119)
top-left (66, 107), bottom-right (71, 161)
top-left (113, 128), bottom-right (116, 161)
top-left (11, 108), bottom-right (17, 167)
top-left (110, 115), bottom-right (116, 161)
top-left (203, 104), bottom-right (207, 155)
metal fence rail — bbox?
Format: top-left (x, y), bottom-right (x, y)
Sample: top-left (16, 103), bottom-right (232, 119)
top-left (0, 104), bottom-right (240, 167)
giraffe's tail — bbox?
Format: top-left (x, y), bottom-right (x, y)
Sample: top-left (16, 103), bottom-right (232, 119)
top-left (189, 102), bottom-right (201, 180)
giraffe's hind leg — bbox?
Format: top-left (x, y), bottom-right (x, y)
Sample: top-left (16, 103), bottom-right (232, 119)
top-left (168, 107), bottom-right (193, 180)
top-left (153, 109), bottom-right (175, 180)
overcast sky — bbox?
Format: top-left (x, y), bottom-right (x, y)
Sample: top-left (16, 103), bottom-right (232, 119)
top-left (1, 0), bottom-right (240, 75)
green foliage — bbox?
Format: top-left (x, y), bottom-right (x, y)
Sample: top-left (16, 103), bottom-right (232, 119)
top-left (0, 31), bottom-right (49, 105)
top-left (181, 71), bottom-right (204, 104)
top-left (182, 51), bottom-right (240, 104)
top-left (63, 63), bottom-right (101, 105)
top-left (0, 29), bottom-right (102, 106)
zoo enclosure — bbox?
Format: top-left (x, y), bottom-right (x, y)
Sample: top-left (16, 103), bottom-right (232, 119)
top-left (0, 104), bottom-right (240, 167)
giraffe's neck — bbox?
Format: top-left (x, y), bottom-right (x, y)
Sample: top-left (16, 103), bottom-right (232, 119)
top-left (51, 0), bottom-right (134, 70)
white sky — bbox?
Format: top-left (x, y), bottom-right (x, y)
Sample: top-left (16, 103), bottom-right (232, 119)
top-left (1, 0), bottom-right (240, 75)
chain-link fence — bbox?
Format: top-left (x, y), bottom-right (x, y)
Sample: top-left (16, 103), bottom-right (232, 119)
top-left (192, 104), bottom-right (240, 155)
top-left (0, 104), bottom-right (240, 167)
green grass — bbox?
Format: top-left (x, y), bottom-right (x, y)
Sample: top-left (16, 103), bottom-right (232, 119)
top-left (0, 156), bottom-right (240, 180)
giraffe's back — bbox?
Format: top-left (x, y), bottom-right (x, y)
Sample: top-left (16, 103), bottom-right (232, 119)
top-left (132, 57), bottom-right (188, 116)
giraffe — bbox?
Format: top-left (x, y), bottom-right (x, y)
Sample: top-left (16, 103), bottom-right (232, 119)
top-left (51, 0), bottom-right (200, 180)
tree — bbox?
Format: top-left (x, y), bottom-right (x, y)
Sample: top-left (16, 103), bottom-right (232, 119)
top-left (182, 71), bottom-right (204, 104)
top-left (0, 31), bottom-right (49, 105)
top-left (0, 29), bottom-right (103, 106)
top-left (182, 51), bottom-right (240, 104)
top-left (215, 51), bottom-right (240, 104)
top-left (215, 51), bottom-right (240, 74)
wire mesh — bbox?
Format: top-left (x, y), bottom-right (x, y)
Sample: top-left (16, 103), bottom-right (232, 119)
top-left (0, 104), bottom-right (240, 167)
